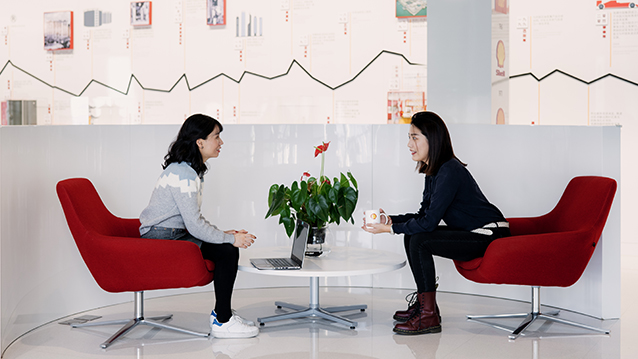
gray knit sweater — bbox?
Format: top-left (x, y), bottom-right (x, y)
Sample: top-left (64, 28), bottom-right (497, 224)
top-left (139, 162), bottom-right (235, 244)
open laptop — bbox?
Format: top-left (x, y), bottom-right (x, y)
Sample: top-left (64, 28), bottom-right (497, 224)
top-left (250, 221), bottom-right (309, 270)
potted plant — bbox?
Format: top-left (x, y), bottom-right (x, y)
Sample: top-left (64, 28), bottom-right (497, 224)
top-left (265, 141), bottom-right (359, 255)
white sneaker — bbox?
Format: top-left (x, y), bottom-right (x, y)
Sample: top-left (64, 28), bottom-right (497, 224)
top-left (210, 311), bottom-right (259, 339)
top-left (232, 309), bottom-right (255, 326)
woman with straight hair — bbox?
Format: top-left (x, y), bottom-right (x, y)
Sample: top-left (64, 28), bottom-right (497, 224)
top-left (139, 113), bottom-right (258, 339)
top-left (362, 111), bottom-right (509, 335)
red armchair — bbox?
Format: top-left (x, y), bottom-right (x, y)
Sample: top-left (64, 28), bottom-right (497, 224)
top-left (454, 176), bottom-right (617, 339)
top-left (56, 178), bottom-right (215, 349)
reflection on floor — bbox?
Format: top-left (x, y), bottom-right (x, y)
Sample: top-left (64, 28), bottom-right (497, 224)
top-left (5, 276), bottom-right (637, 359)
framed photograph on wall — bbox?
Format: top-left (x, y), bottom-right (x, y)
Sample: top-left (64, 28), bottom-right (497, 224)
top-left (44, 11), bottom-right (73, 51)
top-left (131, 2), bottom-right (152, 26)
top-left (396, 0), bottom-right (427, 19)
top-left (207, 0), bottom-right (226, 26)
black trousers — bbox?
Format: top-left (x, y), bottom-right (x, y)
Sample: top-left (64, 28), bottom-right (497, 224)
top-left (404, 226), bottom-right (510, 293)
top-left (200, 242), bottom-right (239, 322)
top-left (142, 227), bottom-right (239, 322)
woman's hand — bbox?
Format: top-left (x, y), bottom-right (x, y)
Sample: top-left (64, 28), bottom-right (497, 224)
top-left (232, 230), bottom-right (256, 249)
top-left (379, 208), bottom-right (392, 225)
top-left (361, 223), bottom-right (392, 234)
top-left (362, 208), bottom-right (392, 227)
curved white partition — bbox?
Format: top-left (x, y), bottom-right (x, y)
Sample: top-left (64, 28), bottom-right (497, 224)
top-left (0, 124), bottom-right (620, 353)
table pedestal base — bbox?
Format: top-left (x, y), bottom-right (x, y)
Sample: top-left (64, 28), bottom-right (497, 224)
top-left (257, 277), bottom-right (367, 329)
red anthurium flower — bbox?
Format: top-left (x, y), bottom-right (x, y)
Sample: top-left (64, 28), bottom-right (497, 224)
top-left (314, 141), bottom-right (331, 157)
top-left (300, 172), bottom-right (311, 181)
top-left (322, 178), bottom-right (331, 185)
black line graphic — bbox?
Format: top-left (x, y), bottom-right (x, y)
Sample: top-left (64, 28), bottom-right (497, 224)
top-left (0, 50), bottom-right (423, 97)
top-left (510, 69), bottom-right (638, 87)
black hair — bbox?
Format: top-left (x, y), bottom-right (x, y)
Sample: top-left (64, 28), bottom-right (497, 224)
top-left (410, 111), bottom-right (465, 176)
top-left (163, 113), bottom-right (223, 177)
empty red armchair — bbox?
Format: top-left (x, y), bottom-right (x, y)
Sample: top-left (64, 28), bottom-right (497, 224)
top-left (56, 178), bottom-right (215, 349)
top-left (454, 176), bottom-right (617, 339)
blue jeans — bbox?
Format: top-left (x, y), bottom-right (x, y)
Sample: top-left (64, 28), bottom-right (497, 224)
top-left (142, 226), bottom-right (203, 247)
top-left (142, 226), bottom-right (239, 322)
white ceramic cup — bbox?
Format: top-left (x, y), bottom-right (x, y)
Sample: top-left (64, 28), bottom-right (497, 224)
top-left (364, 210), bottom-right (381, 227)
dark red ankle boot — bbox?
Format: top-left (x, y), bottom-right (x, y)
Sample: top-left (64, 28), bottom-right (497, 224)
top-left (393, 292), bottom-right (441, 335)
top-left (393, 291), bottom-right (441, 323)
top-left (393, 292), bottom-right (418, 322)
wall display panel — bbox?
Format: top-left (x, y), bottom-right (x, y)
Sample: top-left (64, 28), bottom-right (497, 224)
top-left (0, 0), bottom-right (427, 125)
top-left (509, 0), bottom-right (638, 128)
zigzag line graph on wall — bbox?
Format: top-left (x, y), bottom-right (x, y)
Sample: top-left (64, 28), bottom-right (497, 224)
top-left (0, 50), bottom-right (423, 97)
top-left (510, 70), bottom-right (638, 87)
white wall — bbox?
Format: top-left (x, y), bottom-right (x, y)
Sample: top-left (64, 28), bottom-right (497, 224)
top-left (0, 123), bottom-right (620, 353)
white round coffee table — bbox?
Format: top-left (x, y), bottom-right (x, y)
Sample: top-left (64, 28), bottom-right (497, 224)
top-left (238, 246), bottom-right (406, 329)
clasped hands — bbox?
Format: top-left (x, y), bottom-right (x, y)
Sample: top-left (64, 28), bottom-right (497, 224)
top-left (226, 229), bottom-right (256, 249)
top-left (361, 208), bottom-right (393, 234)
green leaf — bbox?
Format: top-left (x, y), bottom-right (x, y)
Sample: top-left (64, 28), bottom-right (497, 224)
top-left (337, 187), bottom-right (358, 220)
top-left (317, 196), bottom-right (330, 222)
top-left (282, 216), bottom-right (295, 237)
top-left (277, 206), bottom-right (294, 237)
top-left (308, 197), bottom-right (330, 223)
top-left (347, 171), bottom-right (358, 189)
top-left (320, 182), bottom-right (332, 197)
top-left (345, 197), bottom-right (358, 221)
top-left (328, 186), bottom-right (338, 203)
top-left (340, 173), bottom-right (350, 188)
top-left (329, 205), bottom-right (341, 225)
top-left (290, 181), bottom-right (303, 211)
top-left (265, 185), bottom-right (286, 218)
top-left (332, 178), bottom-right (341, 192)
top-left (278, 205), bottom-right (291, 224)
top-left (267, 184), bottom-right (279, 207)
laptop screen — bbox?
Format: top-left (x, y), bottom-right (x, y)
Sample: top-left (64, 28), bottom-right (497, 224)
top-left (290, 221), bottom-right (310, 263)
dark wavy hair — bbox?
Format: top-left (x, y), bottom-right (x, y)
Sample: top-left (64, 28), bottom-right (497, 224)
top-left (163, 114), bottom-right (222, 177)
top-left (411, 111), bottom-right (465, 176)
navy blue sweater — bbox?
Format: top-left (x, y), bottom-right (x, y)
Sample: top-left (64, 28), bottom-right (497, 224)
top-left (390, 158), bottom-right (505, 235)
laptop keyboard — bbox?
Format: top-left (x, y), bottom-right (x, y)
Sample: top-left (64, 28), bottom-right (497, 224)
top-left (267, 258), bottom-right (295, 268)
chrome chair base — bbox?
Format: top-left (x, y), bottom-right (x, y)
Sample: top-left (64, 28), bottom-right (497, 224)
top-left (72, 291), bottom-right (209, 349)
top-left (467, 287), bottom-right (610, 340)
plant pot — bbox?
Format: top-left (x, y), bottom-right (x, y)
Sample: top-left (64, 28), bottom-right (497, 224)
top-left (306, 224), bottom-right (327, 257)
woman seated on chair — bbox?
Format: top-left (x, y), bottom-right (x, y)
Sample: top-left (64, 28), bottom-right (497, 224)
top-left (139, 113), bottom-right (258, 339)
top-left (361, 111), bottom-right (510, 335)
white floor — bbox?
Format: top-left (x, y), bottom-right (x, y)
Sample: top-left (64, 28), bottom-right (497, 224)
top-left (3, 265), bottom-right (638, 359)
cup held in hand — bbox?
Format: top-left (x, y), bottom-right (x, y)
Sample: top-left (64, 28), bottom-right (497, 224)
top-left (364, 210), bottom-right (380, 227)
